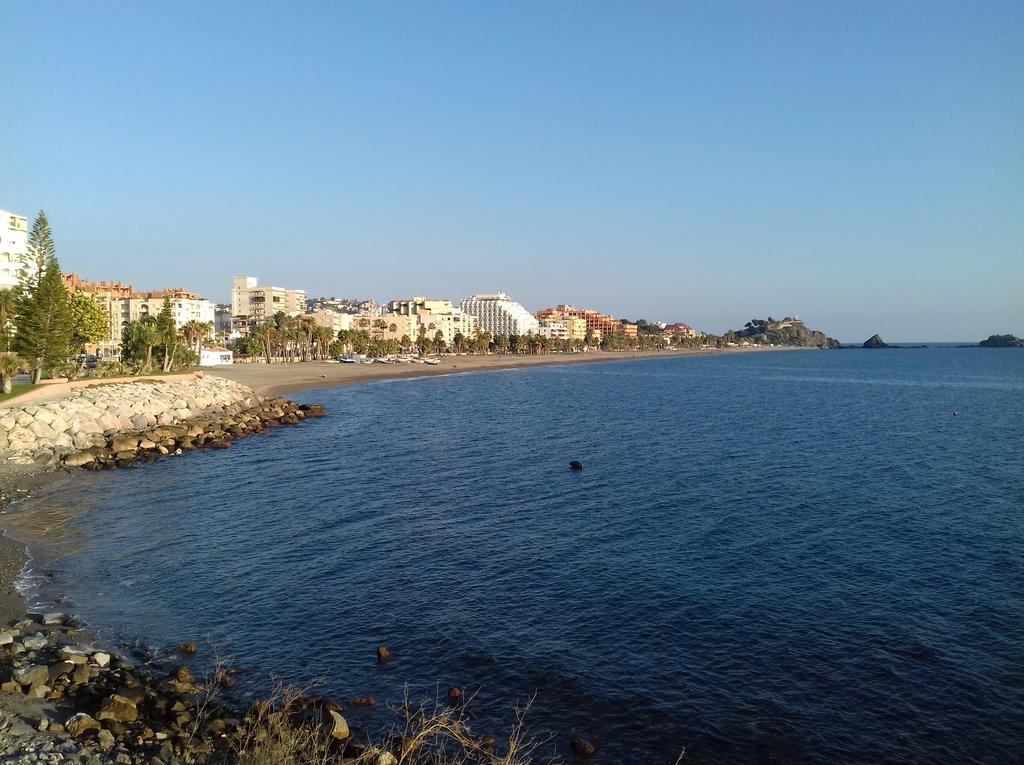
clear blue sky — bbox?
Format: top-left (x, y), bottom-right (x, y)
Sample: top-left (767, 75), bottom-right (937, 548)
top-left (2, 1), bottom-right (1021, 341)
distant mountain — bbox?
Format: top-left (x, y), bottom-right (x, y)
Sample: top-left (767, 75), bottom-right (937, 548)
top-left (726, 317), bottom-right (840, 349)
top-left (979, 334), bottom-right (1024, 348)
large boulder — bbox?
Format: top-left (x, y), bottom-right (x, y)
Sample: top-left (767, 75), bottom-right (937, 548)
top-left (328, 709), bottom-right (350, 740)
top-left (97, 693), bottom-right (139, 723)
top-left (13, 664), bottom-right (49, 686)
top-left (64, 451), bottom-right (96, 467)
top-left (66, 713), bottom-right (102, 738)
top-left (110, 434), bottom-right (141, 453)
top-left (863, 334), bottom-right (889, 348)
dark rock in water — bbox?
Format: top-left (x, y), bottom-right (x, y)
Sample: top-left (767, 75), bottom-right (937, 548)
top-left (447, 686), bottom-right (463, 700)
top-left (174, 665), bottom-right (195, 684)
top-left (863, 334), bottom-right (889, 348)
top-left (979, 334), bottom-right (1024, 348)
top-left (571, 737), bottom-right (597, 756)
top-left (348, 696), bottom-right (376, 706)
top-left (376, 645), bottom-right (391, 663)
top-left (177, 642), bottom-right (197, 654)
top-left (218, 673), bottom-right (237, 688)
top-left (569, 460), bottom-right (584, 470)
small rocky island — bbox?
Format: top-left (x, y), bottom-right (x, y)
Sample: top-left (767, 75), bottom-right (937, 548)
top-left (979, 334), bottom-right (1023, 348)
top-left (863, 334), bottom-right (890, 348)
top-left (725, 317), bottom-right (840, 348)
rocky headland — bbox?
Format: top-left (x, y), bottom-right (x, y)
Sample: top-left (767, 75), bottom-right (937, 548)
top-left (726, 318), bottom-right (840, 349)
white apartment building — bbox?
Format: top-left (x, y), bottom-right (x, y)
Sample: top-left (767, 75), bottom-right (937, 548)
top-left (383, 297), bottom-right (480, 346)
top-left (414, 308), bottom-right (479, 346)
top-left (538, 320), bottom-right (570, 341)
top-left (460, 293), bottom-right (539, 337)
top-left (121, 291), bottom-right (215, 328)
top-left (0, 210), bottom-right (30, 290)
top-left (231, 276), bottom-right (306, 333)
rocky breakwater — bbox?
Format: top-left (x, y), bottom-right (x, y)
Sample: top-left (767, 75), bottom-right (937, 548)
top-left (0, 377), bottom-right (326, 470)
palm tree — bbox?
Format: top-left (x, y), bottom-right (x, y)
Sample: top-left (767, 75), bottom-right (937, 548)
top-left (0, 354), bottom-right (25, 394)
top-left (129, 317), bottom-right (161, 372)
top-left (295, 316), bottom-right (314, 361)
top-left (314, 325), bottom-right (334, 359)
top-left (254, 322), bottom-right (276, 364)
top-left (180, 320), bottom-right (211, 359)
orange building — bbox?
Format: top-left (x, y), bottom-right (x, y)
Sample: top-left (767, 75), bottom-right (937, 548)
top-left (536, 305), bottom-right (629, 338)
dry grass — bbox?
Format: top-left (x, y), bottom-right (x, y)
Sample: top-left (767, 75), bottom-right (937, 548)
top-left (227, 681), bottom-right (557, 765)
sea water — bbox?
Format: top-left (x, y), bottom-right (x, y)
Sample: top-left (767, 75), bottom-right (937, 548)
top-left (9, 349), bottom-right (1024, 763)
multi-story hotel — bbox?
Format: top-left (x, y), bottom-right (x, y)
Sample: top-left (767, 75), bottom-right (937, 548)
top-left (662, 322), bottom-right (697, 338)
top-left (384, 297), bottom-right (480, 346)
top-left (536, 305), bottom-right (632, 339)
top-left (534, 311), bottom-right (586, 341)
top-left (64, 274), bottom-right (215, 355)
top-left (231, 276), bottom-right (306, 335)
top-left (0, 210), bottom-right (31, 290)
top-left (538, 320), bottom-right (571, 341)
top-left (306, 309), bottom-right (357, 335)
top-left (460, 293), bottom-right (539, 337)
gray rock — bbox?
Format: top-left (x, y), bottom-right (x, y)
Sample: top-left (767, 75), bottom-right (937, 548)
top-left (14, 665), bottom-right (49, 686)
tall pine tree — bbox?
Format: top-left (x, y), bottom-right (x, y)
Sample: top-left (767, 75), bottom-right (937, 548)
top-left (14, 211), bottom-right (72, 382)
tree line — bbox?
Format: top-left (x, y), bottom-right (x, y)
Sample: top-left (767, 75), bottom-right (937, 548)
top-left (228, 312), bottom-right (714, 363)
top-left (0, 211), bottom-right (210, 394)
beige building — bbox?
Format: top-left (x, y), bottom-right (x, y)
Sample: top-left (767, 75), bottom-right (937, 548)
top-left (414, 308), bottom-right (479, 347)
top-left (386, 297), bottom-right (454, 316)
top-left (368, 313), bottom-right (418, 343)
top-left (231, 276), bottom-right (306, 334)
top-left (538, 320), bottom-right (570, 341)
top-left (306, 310), bottom-right (357, 334)
top-left (63, 275), bottom-right (215, 356)
top-left (383, 297), bottom-right (479, 347)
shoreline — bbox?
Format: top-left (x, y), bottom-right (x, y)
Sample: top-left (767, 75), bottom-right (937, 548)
top-left (205, 345), bottom-right (792, 397)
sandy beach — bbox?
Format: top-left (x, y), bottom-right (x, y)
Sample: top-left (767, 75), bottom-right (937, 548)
top-left (204, 346), bottom-right (775, 397)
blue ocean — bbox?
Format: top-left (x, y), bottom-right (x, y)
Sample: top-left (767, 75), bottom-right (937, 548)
top-left (11, 349), bottom-right (1024, 763)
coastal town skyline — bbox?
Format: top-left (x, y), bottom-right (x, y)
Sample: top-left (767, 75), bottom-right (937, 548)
top-left (2, 203), bottom-right (1018, 345)
top-left (4, 2), bottom-right (1022, 341)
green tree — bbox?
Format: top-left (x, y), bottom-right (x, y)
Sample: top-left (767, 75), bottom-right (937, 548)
top-left (122, 316), bottom-right (160, 371)
top-left (156, 297), bottom-right (180, 371)
top-left (254, 322), bottom-right (276, 364)
top-left (181, 319), bottom-right (212, 358)
top-left (0, 288), bottom-right (16, 351)
top-left (0, 354), bottom-right (26, 394)
top-left (68, 292), bottom-right (110, 360)
top-left (14, 212), bottom-right (72, 382)
top-left (416, 324), bottom-right (429, 356)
